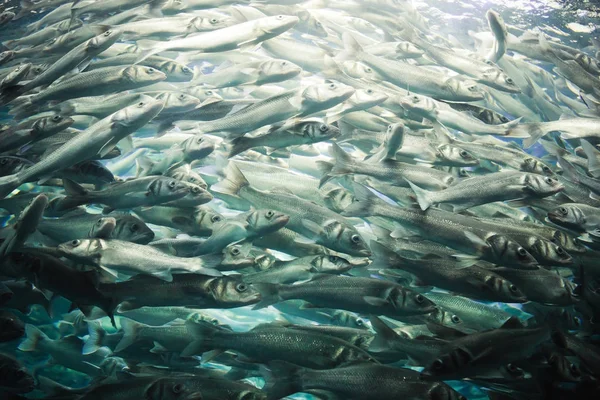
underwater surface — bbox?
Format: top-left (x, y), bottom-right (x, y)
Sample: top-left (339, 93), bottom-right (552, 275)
top-left (0, 0), bottom-right (599, 399)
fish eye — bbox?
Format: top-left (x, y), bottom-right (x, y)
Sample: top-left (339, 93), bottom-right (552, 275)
top-left (543, 166), bottom-right (551, 173)
top-left (412, 95), bottom-right (420, 101)
top-left (206, 90), bottom-right (213, 95)
top-left (328, 256), bottom-right (338, 262)
top-left (558, 207), bottom-right (568, 215)
top-left (52, 115), bottom-right (61, 121)
top-left (96, 218), bottom-right (104, 225)
top-left (104, 30), bottom-right (112, 36)
top-left (316, 21), bottom-right (322, 27)
top-left (130, 223), bottom-right (139, 232)
top-left (451, 314), bottom-right (460, 324)
top-left (506, 77), bottom-right (514, 84)
top-left (415, 294), bottom-right (425, 304)
top-left (432, 359), bottom-right (444, 370)
top-left (509, 284), bottom-right (518, 293)
top-left (196, 137), bottom-right (203, 143)
top-left (281, 61), bottom-right (287, 66)
top-left (137, 102), bottom-right (145, 107)
top-left (319, 124), bottom-right (328, 132)
top-left (70, 239), bottom-right (81, 247)
top-left (178, 94), bottom-right (186, 100)
top-left (517, 247), bottom-right (528, 257)
top-left (366, 89), bottom-right (373, 94)
top-left (146, 68), bottom-right (154, 74)
top-left (276, 15), bottom-right (284, 20)
top-left (231, 248), bottom-right (240, 256)
top-left (544, 177), bottom-right (554, 184)
top-left (556, 247), bottom-right (565, 255)
top-left (459, 150), bottom-right (469, 158)
top-left (507, 363), bottom-right (518, 372)
top-left (210, 18), bottom-right (218, 24)
top-left (355, 318), bottom-right (364, 326)
top-left (0, 159), bottom-right (7, 165)
top-left (211, 215), bottom-right (221, 223)
top-left (485, 60), bottom-right (494, 65)
top-left (168, 180), bottom-right (177, 189)
top-left (182, 67), bottom-right (192, 74)
top-left (236, 283), bottom-right (248, 292)
top-left (365, 67), bottom-right (372, 73)
top-left (569, 363), bottom-right (580, 376)
top-left (329, 83), bottom-right (336, 89)
top-left (191, 186), bottom-right (200, 194)
top-left (350, 234), bottom-right (361, 243)
top-left (266, 210), bottom-right (274, 219)
top-left (468, 85), bottom-right (477, 91)
top-left (172, 383), bottom-right (183, 394)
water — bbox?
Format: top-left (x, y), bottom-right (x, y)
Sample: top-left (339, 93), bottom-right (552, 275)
top-left (0, 1), bottom-right (599, 399)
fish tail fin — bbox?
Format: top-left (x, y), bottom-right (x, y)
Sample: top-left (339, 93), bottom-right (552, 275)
top-left (211, 161), bottom-right (249, 199)
top-left (82, 321), bottom-right (106, 355)
top-left (14, 0), bottom-right (34, 19)
top-left (342, 183), bottom-right (381, 217)
top-left (180, 319), bottom-right (220, 357)
top-left (0, 85), bottom-right (25, 106)
top-left (316, 161), bottom-right (335, 187)
top-left (556, 155), bottom-right (580, 183)
top-left (115, 318), bottom-right (144, 353)
top-left (135, 40), bottom-right (163, 64)
top-left (405, 179), bottom-right (434, 210)
top-left (196, 255), bottom-right (223, 277)
top-left (369, 240), bottom-right (400, 269)
top-left (324, 143), bottom-right (354, 180)
top-left (368, 315), bottom-right (398, 352)
top-left (0, 174), bottom-right (21, 199)
top-left (505, 122), bottom-right (546, 148)
top-left (339, 32), bottom-right (364, 60)
top-left (581, 139), bottom-right (600, 178)
top-left (261, 360), bottom-right (304, 400)
top-left (135, 155), bottom-right (154, 177)
top-left (18, 324), bottom-right (47, 352)
top-left (228, 136), bottom-right (252, 158)
top-left (252, 282), bottom-right (284, 310)
top-left (54, 179), bottom-right (88, 211)
top-left (55, 101), bottom-right (75, 116)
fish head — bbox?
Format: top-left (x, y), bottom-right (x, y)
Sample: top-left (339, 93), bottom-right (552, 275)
top-left (481, 67), bottom-right (521, 93)
top-left (391, 289), bottom-right (437, 315)
top-left (340, 60), bottom-right (375, 80)
top-left (297, 120), bottom-right (340, 141)
top-left (161, 0), bottom-right (186, 14)
top-left (190, 14), bottom-right (236, 32)
top-left (429, 382), bottom-right (467, 400)
top-left (0, 12), bottom-right (15, 24)
top-left (396, 41), bottom-right (424, 58)
top-left (87, 28), bottom-right (122, 51)
top-left (257, 15), bottom-right (299, 36)
top-left (88, 216), bottom-right (117, 238)
top-left (258, 59), bottom-right (302, 81)
top-left (399, 94), bottom-right (435, 117)
top-left (181, 135), bottom-right (215, 160)
top-left (551, 230), bottom-right (587, 254)
top-left (212, 276), bottom-right (261, 306)
top-left (312, 254), bottom-right (353, 273)
top-left (57, 238), bottom-right (102, 260)
top-left (220, 242), bottom-right (256, 269)
top-left (112, 215), bottom-right (154, 244)
top-left (323, 187), bottom-right (355, 213)
top-left (422, 349), bottom-right (470, 380)
top-left (296, 10), bottom-right (328, 38)
top-left (330, 310), bottom-right (369, 329)
top-left (167, 164), bottom-right (207, 188)
top-left (547, 352), bottom-right (583, 382)
top-left (147, 177), bottom-right (192, 203)
top-left (0, 357), bottom-right (34, 394)
top-left (68, 160), bottom-right (115, 186)
top-left (159, 61), bottom-right (194, 82)
top-left (0, 156), bottom-right (32, 175)
top-left (247, 209), bottom-right (290, 236)
top-left (330, 222), bottom-right (371, 256)
top-left (193, 208), bottom-right (224, 235)
top-left (485, 274), bottom-right (527, 303)
top-left (157, 92), bottom-right (200, 112)
top-left (486, 234), bottom-right (539, 269)
top-left (122, 66), bottom-right (167, 86)
top-left (523, 174), bottom-right (564, 195)
top-left (429, 307), bottom-right (464, 330)
top-left (32, 114), bottom-right (74, 136)
top-left (146, 378), bottom-right (197, 400)
top-left (547, 204), bottom-right (584, 231)
top-left (4, 63), bottom-right (31, 82)
top-left (446, 78), bottom-right (485, 101)
top-left (179, 181), bottom-right (213, 205)
top-left (112, 95), bottom-right (165, 128)
top-left (522, 157), bottom-right (554, 176)
top-left (0, 50), bottom-right (14, 64)
top-left (436, 144), bottom-right (479, 166)
top-left (350, 88), bottom-right (389, 108)
top-left (529, 236), bottom-right (573, 265)
top-left (302, 81), bottom-right (355, 108)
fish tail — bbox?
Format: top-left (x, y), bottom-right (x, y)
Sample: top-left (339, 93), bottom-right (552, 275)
top-left (196, 254), bottom-right (223, 277)
top-left (212, 161), bottom-right (249, 199)
top-left (54, 179), bottom-right (88, 211)
top-left (135, 155), bottom-right (155, 177)
top-left (0, 84), bottom-right (25, 106)
top-left (342, 183), bottom-right (381, 217)
top-left (252, 282), bottom-right (284, 310)
top-left (82, 321), bottom-right (106, 355)
top-left (180, 319), bottom-right (220, 357)
top-left (581, 139), bottom-right (600, 178)
top-left (405, 179), bottom-right (434, 210)
top-left (14, 0), bottom-right (34, 19)
top-left (505, 122), bottom-right (546, 147)
top-left (115, 318), bottom-right (144, 353)
top-left (368, 315), bottom-right (398, 352)
top-left (338, 32), bottom-right (364, 61)
top-left (18, 324), bottom-right (47, 352)
top-left (228, 136), bottom-right (252, 158)
top-left (261, 360), bottom-right (304, 400)
top-left (316, 160), bottom-right (335, 187)
top-left (0, 174), bottom-right (21, 199)
top-left (0, 282), bottom-right (13, 304)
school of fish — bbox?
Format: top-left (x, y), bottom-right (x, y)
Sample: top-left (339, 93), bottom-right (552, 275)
top-left (0, 0), bottom-right (599, 399)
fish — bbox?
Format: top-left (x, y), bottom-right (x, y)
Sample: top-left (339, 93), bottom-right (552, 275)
top-left (0, 352), bottom-right (34, 394)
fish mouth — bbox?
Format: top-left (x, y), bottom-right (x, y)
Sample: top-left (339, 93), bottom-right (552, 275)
top-left (183, 391), bottom-right (204, 400)
top-left (275, 215), bottom-right (290, 227)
